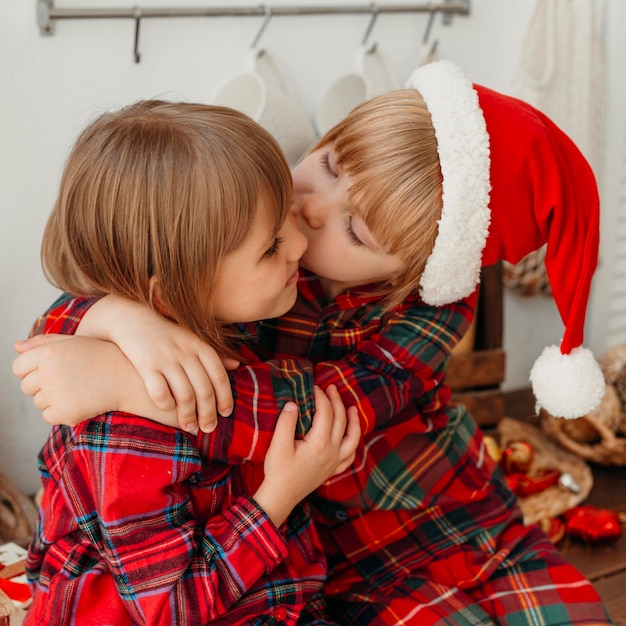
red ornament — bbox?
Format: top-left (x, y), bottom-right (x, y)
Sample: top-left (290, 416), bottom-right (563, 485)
top-left (0, 577), bottom-right (31, 603)
top-left (501, 440), bottom-right (535, 473)
top-left (563, 505), bottom-right (623, 543)
top-left (508, 468), bottom-right (561, 497)
top-left (506, 472), bottom-right (521, 494)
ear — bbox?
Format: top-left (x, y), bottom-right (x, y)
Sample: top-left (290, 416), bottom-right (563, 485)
top-left (148, 276), bottom-right (170, 316)
top-left (388, 266), bottom-right (407, 287)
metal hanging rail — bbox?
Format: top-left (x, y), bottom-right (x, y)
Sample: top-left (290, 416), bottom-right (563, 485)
top-left (37, 1), bottom-right (470, 35)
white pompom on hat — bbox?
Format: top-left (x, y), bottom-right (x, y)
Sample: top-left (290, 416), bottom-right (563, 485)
top-left (406, 60), bottom-right (604, 419)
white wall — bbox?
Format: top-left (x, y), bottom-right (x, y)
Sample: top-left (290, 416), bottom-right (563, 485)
top-left (1, 0), bottom-right (619, 494)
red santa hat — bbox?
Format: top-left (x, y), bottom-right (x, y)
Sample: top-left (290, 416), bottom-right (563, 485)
top-left (406, 60), bottom-right (604, 420)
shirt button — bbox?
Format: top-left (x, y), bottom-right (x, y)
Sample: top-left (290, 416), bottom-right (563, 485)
top-left (272, 606), bottom-right (287, 621)
top-left (335, 509), bottom-right (349, 522)
top-left (189, 473), bottom-right (199, 484)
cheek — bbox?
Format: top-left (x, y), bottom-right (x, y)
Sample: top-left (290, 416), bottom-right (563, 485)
top-left (305, 226), bottom-right (341, 253)
top-left (292, 156), bottom-right (315, 185)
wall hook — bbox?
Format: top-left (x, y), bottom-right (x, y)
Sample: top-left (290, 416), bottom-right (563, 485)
top-left (133, 6), bottom-right (142, 63)
top-left (36, 0), bottom-right (55, 35)
top-left (250, 4), bottom-right (272, 49)
top-left (361, 3), bottom-right (380, 53)
top-left (417, 7), bottom-right (440, 65)
top-left (422, 7), bottom-right (437, 45)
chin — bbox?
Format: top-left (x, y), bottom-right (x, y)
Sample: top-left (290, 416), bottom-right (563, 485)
top-left (285, 287), bottom-right (299, 308)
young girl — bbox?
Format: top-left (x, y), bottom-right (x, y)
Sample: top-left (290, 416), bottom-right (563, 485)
top-left (15, 100), bottom-right (361, 626)
top-left (15, 62), bottom-right (612, 624)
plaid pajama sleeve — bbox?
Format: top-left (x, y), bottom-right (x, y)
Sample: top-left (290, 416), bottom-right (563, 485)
top-left (25, 293), bottom-right (329, 625)
top-left (27, 416), bottom-right (294, 625)
top-left (30, 292), bottom-right (100, 336)
top-left (201, 280), bottom-right (476, 471)
top-left (31, 289), bottom-right (476, 494)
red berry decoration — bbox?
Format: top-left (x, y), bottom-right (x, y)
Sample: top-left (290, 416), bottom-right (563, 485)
top-left (563, 505), bottom-right (623, 543)
top-left (501, 440), bottom-right (535, 473)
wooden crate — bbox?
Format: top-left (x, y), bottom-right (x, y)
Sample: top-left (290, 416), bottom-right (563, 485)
top-left (446, 262), bottom-right (506, 427)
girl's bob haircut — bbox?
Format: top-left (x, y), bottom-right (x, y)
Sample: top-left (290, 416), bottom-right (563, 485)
top-left (42, 100), bottom-right (293, 355)
top-left (314, 89), bottom-right (443, 309)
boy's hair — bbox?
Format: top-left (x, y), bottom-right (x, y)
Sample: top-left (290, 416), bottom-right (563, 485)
top-left (42, 100), bottom-right (292, 354)
top-left (317, 90), bottom-right (443, 309)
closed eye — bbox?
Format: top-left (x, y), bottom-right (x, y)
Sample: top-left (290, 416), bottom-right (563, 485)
top-left (345, 217), bottom-right (364, 246)
top-left (320, 151), bottom-right (337, 178)
top-left (263, 236), bottom-right (284, 258)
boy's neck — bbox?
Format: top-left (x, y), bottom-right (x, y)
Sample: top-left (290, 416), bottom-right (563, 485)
top-left (318, 276), bottom-right (377, 301)
top-left (318, 276), bottom-right (343, 301)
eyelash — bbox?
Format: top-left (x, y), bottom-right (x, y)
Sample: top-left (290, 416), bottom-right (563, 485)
top-left (320, 151), bottom-right (337, 178)
top-left (346, 217), bottom-right (364, 247)
top-left (320, 151), bottom-right (361, 247)
top-left (263, 236), bottom-right (284, 258)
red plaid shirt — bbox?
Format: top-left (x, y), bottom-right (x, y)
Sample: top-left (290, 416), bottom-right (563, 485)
top-left (25, 298), bottom-right (328, 626)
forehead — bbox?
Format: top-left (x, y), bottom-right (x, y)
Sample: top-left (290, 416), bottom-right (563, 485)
top-left (258, 184), bottom-right (288, 232)
top-left (247, 199), bottom-right (279, 248)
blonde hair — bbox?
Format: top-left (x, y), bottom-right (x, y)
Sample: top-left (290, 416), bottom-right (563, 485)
top-left (42, 100), bottom-right (292, 354)
top-left (316, 89), bottom-right (443, 308)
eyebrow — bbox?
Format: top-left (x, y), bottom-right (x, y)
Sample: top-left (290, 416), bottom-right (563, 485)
top-left (258, 229), bottom-right (279, 255)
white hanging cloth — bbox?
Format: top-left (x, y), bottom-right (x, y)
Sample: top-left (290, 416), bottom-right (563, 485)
top-left (510, 0), bottom-right (606, 179)
top-left (504, 0), bottom-right (606, 297)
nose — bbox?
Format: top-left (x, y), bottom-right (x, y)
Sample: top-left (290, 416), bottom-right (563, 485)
top-left (286, 212), bottom-right (308, 261)
top-left (298, 195), bottom-right (326, 229)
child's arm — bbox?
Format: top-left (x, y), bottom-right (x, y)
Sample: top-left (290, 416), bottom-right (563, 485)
top-left (13, 333), bottom-right (187, 429)
top-left (15, 291), bottom-right (475, 468)
top-left (14, 293), bottom-right (236, 432)
top-left (253, 385), bottom-right (359, 526)
top-left (208, 295), bottom-right (475, 465)
top-left (37, 387), bottom-right (358, 624)
top-left (76, 295), bottom-right (239, 429)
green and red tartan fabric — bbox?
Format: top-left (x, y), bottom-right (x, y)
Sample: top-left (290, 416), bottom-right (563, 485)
top-left (207, 270), bottom-right (611, 623)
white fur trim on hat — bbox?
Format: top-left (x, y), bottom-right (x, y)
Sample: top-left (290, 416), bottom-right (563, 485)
top-left (529, 345), bottom-right (606, 419)
top-left (406, 60), bottom-right (492, 305)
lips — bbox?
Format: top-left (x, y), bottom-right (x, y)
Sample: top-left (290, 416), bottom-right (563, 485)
top-left (286, 267), bottom-right (299, 287)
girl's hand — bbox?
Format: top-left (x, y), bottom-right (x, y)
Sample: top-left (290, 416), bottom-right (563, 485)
top-left (78, 295), bottom-right (239, 433)
top-left (253, 385), bottom-right (360, 527)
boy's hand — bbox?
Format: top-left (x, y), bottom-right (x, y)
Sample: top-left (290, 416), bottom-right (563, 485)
top-left (78, 295), bottom-right (238, 433)
top-left (13, 334), bottom-right (125, 425)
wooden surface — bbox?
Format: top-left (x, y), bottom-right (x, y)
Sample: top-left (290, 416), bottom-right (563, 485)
top-left (504, 388), bottom-right (626, 624)
top-left (557, 464), bottom-right (626, 624)
top-left (447, 262), bottom-right (506, 427)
